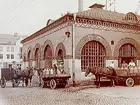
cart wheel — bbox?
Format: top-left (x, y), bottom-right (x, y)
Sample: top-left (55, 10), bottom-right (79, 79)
top-left (126, 78), bottom-right (134, 87)
top-left (0, 78), bottom-right (6, 88)
top-left (50, 79), bottom-right (57, 89)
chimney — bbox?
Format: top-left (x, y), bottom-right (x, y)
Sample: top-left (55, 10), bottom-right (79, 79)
top-left (89, 3), bottom-right (105, 9)
top-left (78, 0), bottom-right (83, 12)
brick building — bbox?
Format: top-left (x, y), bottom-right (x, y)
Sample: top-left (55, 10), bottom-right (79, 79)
top-left (21, 3), bottom-right (140, 80)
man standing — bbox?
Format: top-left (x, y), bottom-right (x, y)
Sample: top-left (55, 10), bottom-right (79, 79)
top-left (12, 61), bottom-right (18, 78)
top-left (109, 61), bottom-right (115, 69)
top-left (128, 59), bottom-right (136, 68)
top-left (12, 61), bottom-right (18, 70)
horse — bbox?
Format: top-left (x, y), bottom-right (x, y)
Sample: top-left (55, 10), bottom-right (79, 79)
top-left (24, 67), bottom-right (34, 87)
top-left (85, 66), bottom-right (117, 88)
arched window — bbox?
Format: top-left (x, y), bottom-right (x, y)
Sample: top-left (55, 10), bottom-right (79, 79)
top-left (81, 41), bottom-right (106, 71)
top-left (28, 51), bottom-right (32, 68)
top-left (35, 48), bottom-right (40, 69)
top-left (44, 45), bottom-right (52, 68)
top-left (124, 12), bottom-right (138, 21)
top-left (118, 43), bottom-right (136, 67)
top-left (57, 49), bottom-right (64, 65)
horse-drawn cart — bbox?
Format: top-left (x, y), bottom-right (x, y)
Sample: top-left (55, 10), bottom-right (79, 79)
top-left (0, 68), bottom-right (25, 88)
top-left (85, 66), bottom-right (140, 88)
top-left (41, 73), bottom-right (71, 89)
top-left (115, 68), bottom-right (140, 87)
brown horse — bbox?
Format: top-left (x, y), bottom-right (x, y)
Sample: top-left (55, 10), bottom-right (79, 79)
top-left (85, 66), bottom-right (117, 88)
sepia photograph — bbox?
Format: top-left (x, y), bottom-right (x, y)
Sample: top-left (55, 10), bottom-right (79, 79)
top-left (0, 0), bottom-right (140, 105)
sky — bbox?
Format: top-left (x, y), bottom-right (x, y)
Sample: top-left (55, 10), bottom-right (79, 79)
top-left (0, 0), bottom-right (139, 36)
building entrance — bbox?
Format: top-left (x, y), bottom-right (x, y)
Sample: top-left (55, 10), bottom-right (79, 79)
top-left (118, 43), bottom-right (136, 67)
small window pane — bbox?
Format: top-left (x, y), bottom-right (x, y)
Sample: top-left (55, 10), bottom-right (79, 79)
top-left (0, 46), bottom-right (3, 51)
top-left (7, 47), bottom-right (10, 52)
top-left (0, 54), bottom-right (3, 59)
top-left (7, 54), bottom-right (10, 59)
top-left (11, 47), bottom-right (14, 52)
top-left (11, 54), bottom-right (14, 59)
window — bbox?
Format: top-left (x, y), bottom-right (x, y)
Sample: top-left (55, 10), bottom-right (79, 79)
top-left (81, 41), bottom-right (106, 71)
top-left (11, 47), bottom-right (14, 52)
top-left (11, 54), bottom-right (14, 59)
top-left (0, 46), bottom-right (3, 51)
top-left (19, 53), bottom-right (22, 59)
top-left (0, 54), bottom-right (3, 59)
top-left (6, 54), bottom-right (10, 59)
top-left (111, 41), bottom-right (114, 45)
top-left (3, 62), bottom-right (8, 68)
top-left (125, 12), bottom-right (138, 21)
top-left (7, 46), bottom-right (10, 52)
top-left (118, 43), bottom-right (136, 67)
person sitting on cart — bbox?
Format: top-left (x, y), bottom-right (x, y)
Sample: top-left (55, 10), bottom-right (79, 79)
top-left (12, 61), bottom-right (19, 78)
top-left (12, 61), bottom-right (18, 71)
top-left (121, 61), bottom-right (128, 69)
top-left (128, 59), bottom-right (136, 68)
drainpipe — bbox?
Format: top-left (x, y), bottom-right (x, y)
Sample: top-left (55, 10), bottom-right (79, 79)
top-left (72, 13), bottom-right (76, 86)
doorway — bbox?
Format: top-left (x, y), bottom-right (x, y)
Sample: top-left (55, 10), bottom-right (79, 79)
top-left (119, 57), bottom-right (136, 67)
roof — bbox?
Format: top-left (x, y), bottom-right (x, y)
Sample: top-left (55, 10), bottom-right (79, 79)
top-left (21, 4), bottom-right (140, 44)
top-left (76, 7), bottom-right (140, 24)
top-left (0, 34), bottom-right (27, 45)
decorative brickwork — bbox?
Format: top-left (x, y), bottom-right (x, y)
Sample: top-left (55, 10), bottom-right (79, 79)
top-left (65, 55), bottom-right (72, 59)
top-left (114, 38), bottom-right (140, 59)
top-left (75, 34), bottom-right (112, 59)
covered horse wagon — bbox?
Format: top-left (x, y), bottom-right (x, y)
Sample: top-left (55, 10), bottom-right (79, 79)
top-left (0, 68), bottom-right (26, 88)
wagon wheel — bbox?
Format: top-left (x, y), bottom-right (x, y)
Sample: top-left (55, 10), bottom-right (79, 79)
top-left (0, 78), bottom-right (6, 88)
top-left (126, 78), bottom-right (134, 87)
top-left (50, 79), bottom-right (57, 89)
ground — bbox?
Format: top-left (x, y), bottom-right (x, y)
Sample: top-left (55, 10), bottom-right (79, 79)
top-left (0, 82), bottom-right (140, 105)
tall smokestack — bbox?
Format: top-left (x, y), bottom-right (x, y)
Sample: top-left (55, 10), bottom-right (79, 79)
top-left (78, 0), bottom-right (83, 12)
